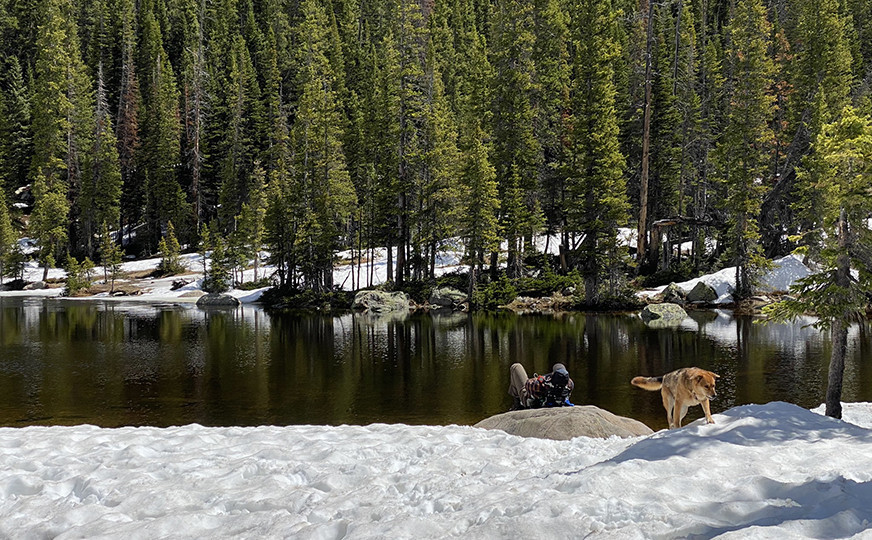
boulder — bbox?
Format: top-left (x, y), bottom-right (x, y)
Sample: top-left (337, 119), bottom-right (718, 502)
top-left (429, 287), bottom-right (467, 309)
top-left (662, 282), bottom-right (686, 304)
top-left (196, 293), bottom-right (241, 307)
top-left (352, 290), bottom-right (410, 313)
top-left (640, 302), bottom-right (687, 325)
top-left (501, 293), bottom-right (573, 314)
top-left (23, 281), bottom-right (47, 290)
top-left (179, 290), bottom-right (207, 298)
top-left (475, 406), bottom-right (653, 440)
top-left (686, 281), bottom-right (718, 303)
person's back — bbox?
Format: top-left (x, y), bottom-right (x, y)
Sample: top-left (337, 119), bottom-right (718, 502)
top-left (508, 362), bottom-right (574, 409)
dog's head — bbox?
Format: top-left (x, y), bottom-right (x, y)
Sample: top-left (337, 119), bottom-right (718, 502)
top-left (693, 369), bottom-right (719, 400)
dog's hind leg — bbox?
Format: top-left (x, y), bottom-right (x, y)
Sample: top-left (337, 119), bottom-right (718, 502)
top-left (662, 391), bottom-right (675, 429)
top-left (675, 402), bottom-right (690, 428)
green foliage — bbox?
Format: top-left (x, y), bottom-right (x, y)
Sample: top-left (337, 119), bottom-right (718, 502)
top-left (515, 266), bottom-right (583, 298)
top-left (3, 243), bottom-right (27, 281)
top-left (156, 221), bottom-right (185, 275)
top-left (715, 0), bottom-right (774, 300)
top-left (473, 273), bottom-right (517, 310)
top-left (98, 223), bottom-right (124, 290)
top-left (565, 0), bottom-right (629, 304)
top-left (202, 230), bottom-right (232, 293)
top-left (63, 254), bottom-right (94, 296)
top-left (767, 107), bottom-right (872, 329)
top-left (2, 0), bottom-right (872, 312)
top-left (259, 285), bottom-right (353, 311)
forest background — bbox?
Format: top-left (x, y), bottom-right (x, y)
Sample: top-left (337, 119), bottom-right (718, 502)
top-left (0, 0), bottom-right (871, 310)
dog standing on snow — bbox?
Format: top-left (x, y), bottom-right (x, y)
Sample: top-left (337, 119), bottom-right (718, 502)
top-left (631, 367), bottom-right (720, 429)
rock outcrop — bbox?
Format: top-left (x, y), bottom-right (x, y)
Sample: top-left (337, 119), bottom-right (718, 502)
top-left (196, 293), bottom-right (241, 307)
top-left (662, 282), bottom-right (686, 304)
top-left (686, 281), bottom-right (718, 303)
top-left (474, 405), bottom-right (653, 440)
top-left (428, 287), bottom-right (467, 309)
top-left (352, 290), bottom-right (410, 313)
top-left (640, 302), bottom-right (687, 326)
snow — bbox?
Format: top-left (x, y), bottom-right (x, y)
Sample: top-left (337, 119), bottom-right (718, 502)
top-left (638, 254), bottom-right (813, 304)
top-left (2, 402), bottom-right (872, 538)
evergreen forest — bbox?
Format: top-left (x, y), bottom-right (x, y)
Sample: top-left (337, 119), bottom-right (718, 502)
top-left (1, 0), bottom-right (872, 307)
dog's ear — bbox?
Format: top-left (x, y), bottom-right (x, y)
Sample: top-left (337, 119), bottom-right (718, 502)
top-left (712, 372), bottom-right (720, 379)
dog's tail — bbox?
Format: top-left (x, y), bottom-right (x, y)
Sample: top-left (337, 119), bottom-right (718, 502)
top-left (631, 376), bottom-right (663, 391)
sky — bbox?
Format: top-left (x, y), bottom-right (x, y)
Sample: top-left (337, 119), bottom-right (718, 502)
top-left (1, 402), bottom-right (871, 538)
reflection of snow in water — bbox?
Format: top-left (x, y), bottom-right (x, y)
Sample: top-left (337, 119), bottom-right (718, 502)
top-left (688, 309), bottom-right (863, 361)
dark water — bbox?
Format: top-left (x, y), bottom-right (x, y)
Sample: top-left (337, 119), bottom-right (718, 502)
top-left (1, 297), bottom-right (870, 430)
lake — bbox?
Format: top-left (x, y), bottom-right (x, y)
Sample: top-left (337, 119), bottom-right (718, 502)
top-left (0, 297), bottom-right (870, 431)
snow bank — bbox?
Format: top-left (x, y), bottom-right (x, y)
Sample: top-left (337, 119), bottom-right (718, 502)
top-left (639, 254), bottom-right (813, 304)
top-left (1, 402), bottom-right (872, 538)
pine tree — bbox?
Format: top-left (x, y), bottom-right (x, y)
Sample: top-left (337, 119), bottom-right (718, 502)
top-left (180, 0), bottom-right (209, 229)
top-left (217, 33), bottom-right (264, 230)
top-left (203, 222), bottom-right (232, 292)
top-left (716, 0), bottom-right (774, 300)
top-left (565, 0), bottom-right (630, 304)
top-left (419, 38), bottom-right (461, 280)
top-left (458, 120), bottom-right (499, 296)
top-left (117, 0), bottom-right (142, 245)
top-left (766, 107), bottom-right (872, 418)
top-left (530, 0), bottom-right (570, 245)
top-left (491, 0), bottom-right (542, 278)
top-left (646, 4), bottom-right (684, 270)
top-left (98, 221), bottom-right (124, 292)
top-left (289, 0), bottom-right (356, 292)
top-left (139, 4), bottom-right (187, 248)
top-left (0, 179), bottom-right (13, 284)
top-left (157, 220), bottom-right (184, 274)
top-left (231, 162), bottom-right (267, 284)
top-left (371, 32), bottom-right (402, 284)
top-left (80, 64), bottom-right (122, 257)
top-left (30, 0), bottom-right (93, 272)
top-left (0, 56), bottom-right (32, 197)
top-left (789, 0), bottom-right (853, 141)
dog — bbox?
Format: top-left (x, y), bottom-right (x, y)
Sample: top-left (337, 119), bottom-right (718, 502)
top-left (631, 368), bottom-right (719, 429)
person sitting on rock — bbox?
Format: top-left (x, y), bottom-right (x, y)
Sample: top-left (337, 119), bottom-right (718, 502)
top-left (508, 362), bottom-right (575, 410)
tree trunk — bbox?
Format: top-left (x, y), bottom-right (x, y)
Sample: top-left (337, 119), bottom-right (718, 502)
top-left (826, 208), bottom-right (851, 418)
top-left (826, 320), bottom-right (847, 419)
top-left (637, 0), bottom-right (655, 264)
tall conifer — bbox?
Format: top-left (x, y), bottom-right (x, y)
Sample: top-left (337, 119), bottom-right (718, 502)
top-left (566, 0), bottom-right (629, 304)
top-left (716, 0), bottom-right (774, 299)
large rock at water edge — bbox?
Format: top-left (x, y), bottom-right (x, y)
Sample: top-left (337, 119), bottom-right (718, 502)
top-left (196, 293), bottom-right (241, 307)
top-left (686, 281), bottom-right (718, 303)
top-left (352, 290), bottom-right (410, 313)
top-left (475, 406), bottom-right (653, 440)
top-left (429, 287), bottom-right (467, 308)
top-left (640, 302), bottom-right (687, 324)
top-left (662, 282), bottom-right (686, 304)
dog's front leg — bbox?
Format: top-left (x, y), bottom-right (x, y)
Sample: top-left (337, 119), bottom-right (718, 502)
top-left (701, 399), bottom-right (715, 424)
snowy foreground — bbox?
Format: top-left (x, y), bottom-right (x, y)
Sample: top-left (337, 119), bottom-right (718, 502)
top-left (2, 402), bottom-right (872, 539)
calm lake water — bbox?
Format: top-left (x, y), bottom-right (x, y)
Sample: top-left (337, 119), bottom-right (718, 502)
top-left (1, 297), bottom-right (870, 431)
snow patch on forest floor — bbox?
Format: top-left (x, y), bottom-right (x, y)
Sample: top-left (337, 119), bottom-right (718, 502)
top-left (2, 237), bottom-right (813, 305)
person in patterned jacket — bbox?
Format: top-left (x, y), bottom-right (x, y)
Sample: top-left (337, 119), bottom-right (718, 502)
top-left (508, 362), bottom-right (575, 410)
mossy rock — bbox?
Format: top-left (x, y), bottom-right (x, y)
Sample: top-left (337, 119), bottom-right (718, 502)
top-left (640, 303), bottom-right (687, 325)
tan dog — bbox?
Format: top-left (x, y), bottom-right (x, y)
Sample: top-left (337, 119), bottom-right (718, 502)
top-left (631, 368), bottom-right (720, 429)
